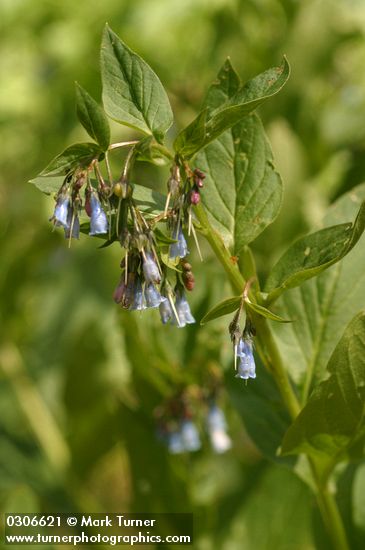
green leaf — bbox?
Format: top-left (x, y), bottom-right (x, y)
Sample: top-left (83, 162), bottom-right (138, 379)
top-left (281, 312), bottom-right (365, 474)
top-left (194, 60), bottom-right (282, 253)
top-left (196, 80), bottom-right (282, 255)
top-left (245, 301), bottom-right (291, 323)
top-left (40, 143), bottom-right (103, 177)
top-left (29, 175), bottom-right (64, 195)
top-left (271, 184), bottom-right (365, 389)
top-left (173, 109), bottom-right (208, 158)
top-left (174, 57), bottom-right (290, 158)
top-left (200, 296), bottom-right (241, 325)
top-left (101, 25), bottom-right (173, 142)
top-left (75, 83), bottom-right (110, 151)
top-left (265, 199), bottom-right (365, 302)
top-left (203, 58), bottom-right (241, 112)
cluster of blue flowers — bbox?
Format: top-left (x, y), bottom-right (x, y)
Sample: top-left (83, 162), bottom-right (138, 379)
top-left (51, 176), bottom-right (109, 241)
top-left (50, 162), bottom-right (198, 328)
top-left (113, 249), bottom-right (195, 327)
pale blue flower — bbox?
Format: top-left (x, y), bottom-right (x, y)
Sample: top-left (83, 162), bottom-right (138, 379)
top-left (172, 290), bottom-right (195, 327)
top-left (64, 209), bottom-right (80, 239)
top-left (129, 277), bottom-right (145, 311)
top-left (144, 283), bottom-right (164, 309)
top-left (206, 406), bottom-right (232, 454)
top-left (180, 420), bottom-right (201, 452)
top-left (169, 225), bottom-right (189, 259)
top-left (236, 339), bottom-right (256, 380)
top-left (53, 194), bottom-right (70, 228)
top-left (143, 252), bottom-right (161, 284)
top-left (168, 431), bottom-right (185, 454)
top-left (207, 405), bottom-right (227, 432)
top-left (159, 298), bottom-right (173, 324)
top-left (89, 193), bottom-right (108, 235)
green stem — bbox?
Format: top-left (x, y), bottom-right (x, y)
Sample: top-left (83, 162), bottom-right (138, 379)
top-left (194, 202), bottom-right (350, 549)
top-left (310, 460), bottom-right (350, 550)
top-left (194, 202), bottom-right (300, 419)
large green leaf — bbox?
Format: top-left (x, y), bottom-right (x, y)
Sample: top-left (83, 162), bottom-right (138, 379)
top-left (265, 198), bottom-right (365, 302)
top-left (174, 57), bottom-right (290, 158)
top-left (270, 184), bottom-right (365, 389)
top-left (281, 312), bottom-right (365, 475)
top-left (39, 143), bottom-right (103, 177)
top-left (75, 83), bottom-right (110, 151)
top-left (196, 61), bottom-right (283, 254)
top-left (101, 25), bottom-right (173, 142)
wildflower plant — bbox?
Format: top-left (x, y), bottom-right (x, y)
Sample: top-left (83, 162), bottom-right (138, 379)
top-left (30, 25), bottom-right (365, 550)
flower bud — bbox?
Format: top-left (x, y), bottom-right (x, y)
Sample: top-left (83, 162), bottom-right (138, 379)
top-left (182, 270), bottom-right (195, 291)
top-left (190, 187), bottom-right (200, 205)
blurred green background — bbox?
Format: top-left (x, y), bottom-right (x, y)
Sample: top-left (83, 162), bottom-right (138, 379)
top-left (2, 0), bottom-right (365, 548)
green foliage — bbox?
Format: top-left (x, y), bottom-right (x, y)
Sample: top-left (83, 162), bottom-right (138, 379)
top-left (101, 25), bottom-right (173, 142)
top-left (272, 184), bottom-right (365, 387)
top-left (174, 57), bottom-right (290, 158)
top-left (75, 83), bottom-right (110, 151)
top-left (282, 312), bottom-right (365, 479)
top-left (40, 143), bottom-right (103, 177)
top-left (196, 60), bottom-right (282, 254)
top-left (265, 200), bottom-right (365, 302)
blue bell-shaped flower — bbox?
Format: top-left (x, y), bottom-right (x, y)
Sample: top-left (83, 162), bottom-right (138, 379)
top-left (89, 193), bottom-right (108, 235)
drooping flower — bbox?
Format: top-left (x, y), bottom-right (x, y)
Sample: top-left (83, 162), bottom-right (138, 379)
top-left (159, 297), bottom-right (173, 324)
top-left (172, 289), bottom-right (195, 327)
top-left (64, 208), bottom-right (80, 239)
top-left (144, 283), bottom-right (164, 309)
top-left (129, 277), bottom-right (145, 311)
top-left (52, 193), bottom-right (70, 228)
top-left (236, 338), bottom-right (256, 380)
top-left (168, 430), bottom-right (185, 454)
top-left (180, 420), bottom-right (201, 452)
top-left (142, 252), bottom-right (161, 284)
top-left (89, 193), bottom-right (108, 235)
top-left (169, 225), bottom-right (189, 260)
top-left (206, 405), bottom-right (232, 454)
